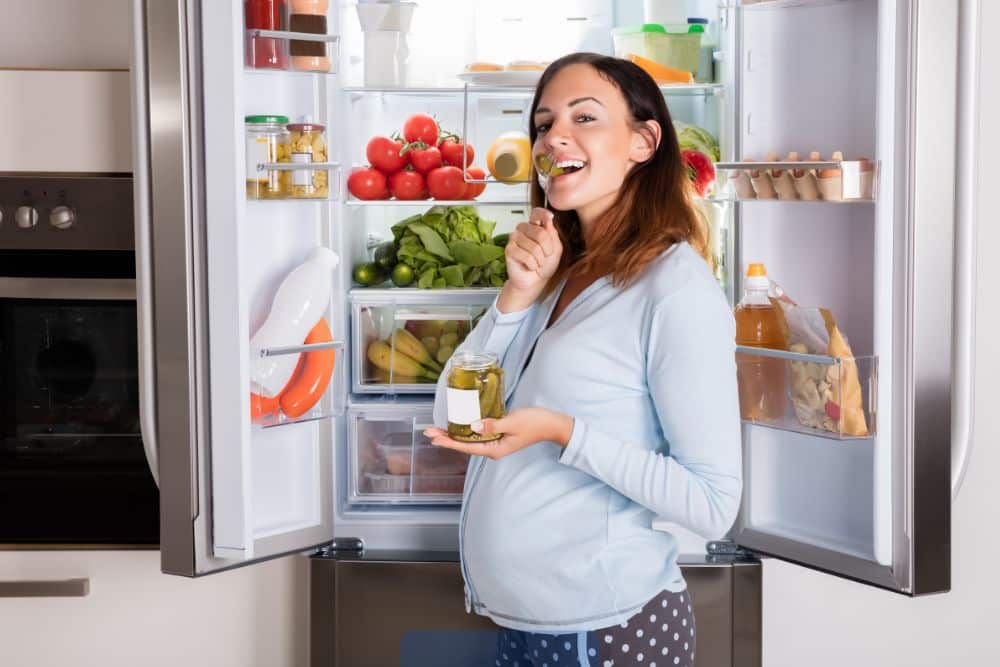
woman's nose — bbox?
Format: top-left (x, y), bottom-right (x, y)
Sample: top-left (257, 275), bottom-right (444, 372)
top-left (543, 120), bottom-right (572, 150)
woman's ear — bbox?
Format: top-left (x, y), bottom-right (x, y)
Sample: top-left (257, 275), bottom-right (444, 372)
top-left (629, 120), bottom-right (661, 163)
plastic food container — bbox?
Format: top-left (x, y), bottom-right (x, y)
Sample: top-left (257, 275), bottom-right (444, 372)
top-left (245, 115), bottom-right (290, 199)
top-left (286, 119), bottom-right (328, 198)
top-left (376, 441), bottom-right (469, 476)
top-left (446, 351), bottom-right (505, 442)
top-left (612, 23), bottom-right (703, 76)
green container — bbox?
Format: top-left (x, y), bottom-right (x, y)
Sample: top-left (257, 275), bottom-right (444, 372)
top-left (612, 23), bottom-right (703, 76)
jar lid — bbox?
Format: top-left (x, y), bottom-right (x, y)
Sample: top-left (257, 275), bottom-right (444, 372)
top-left (245, 114), bottom-right (290, 124)
top-left (451, 351), bottom-right (498, 371)
top-left (288, 122), bottom-right (326, 132)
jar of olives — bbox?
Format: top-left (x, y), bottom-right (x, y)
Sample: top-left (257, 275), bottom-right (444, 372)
top-left (245, 115), bottom-right (290, 199)
top-left (446, 352), bottom-right (505, 442)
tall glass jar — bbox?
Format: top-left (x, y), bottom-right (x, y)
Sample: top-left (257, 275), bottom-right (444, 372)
top-left (287, 119), bottom-right (328, 198)
top-left (245, 115), bottom-right (290, 199)
top-left (446, 352), bottom-right (505, 443)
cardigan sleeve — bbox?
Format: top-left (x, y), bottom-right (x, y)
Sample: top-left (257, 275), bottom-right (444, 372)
top-left (558, 279), bottom-right (743, 539)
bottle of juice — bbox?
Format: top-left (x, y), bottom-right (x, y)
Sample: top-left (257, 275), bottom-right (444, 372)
top-left (734, 263), bottom-right (787, 421)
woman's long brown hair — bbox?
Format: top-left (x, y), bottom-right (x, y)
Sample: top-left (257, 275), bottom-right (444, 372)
top-left (530, 52), bottom-right (711, 298)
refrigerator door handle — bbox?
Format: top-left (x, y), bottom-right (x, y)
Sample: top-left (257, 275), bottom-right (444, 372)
top-left (130, 0), bottom-right (159, 488)
top-left (951, 0), bottom-right (980, 499)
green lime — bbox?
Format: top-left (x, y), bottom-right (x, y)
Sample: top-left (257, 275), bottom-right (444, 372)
top-left (374, 242), bottom-right (398, 270)
top-left (353, 262), bottom-right (386, 286)
top-left (391, 263), bottom-right (415, 287)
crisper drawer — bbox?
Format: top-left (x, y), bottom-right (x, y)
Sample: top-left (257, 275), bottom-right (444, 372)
top-left (347, 400), bottom-right (470, 505)
top-left (349, 288), bottom-right (498, 394)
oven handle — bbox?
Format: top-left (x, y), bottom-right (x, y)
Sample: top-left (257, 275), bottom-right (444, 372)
top-left (130, 0), bottom-right (159, 487)
top-left (0, 277), bottom-right (135, 300)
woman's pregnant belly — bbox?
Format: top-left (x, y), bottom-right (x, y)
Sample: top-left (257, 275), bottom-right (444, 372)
top-left (463, 442), bottom-right (621, 622)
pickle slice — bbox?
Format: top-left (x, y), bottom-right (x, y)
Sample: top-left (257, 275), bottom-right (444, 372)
top-left (448, 367), bottom-right (479, 390)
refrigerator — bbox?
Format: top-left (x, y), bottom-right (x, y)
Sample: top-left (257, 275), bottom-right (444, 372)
top-left (130, 0), bottom-right (976, 664)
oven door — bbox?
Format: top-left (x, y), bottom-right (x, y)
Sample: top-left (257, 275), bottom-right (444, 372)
top-left (0, 277), bottom-right (159, 547)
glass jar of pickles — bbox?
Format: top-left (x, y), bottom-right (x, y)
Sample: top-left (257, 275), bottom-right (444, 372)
top-left (245, 115), bottom-right (290, 199)
top-left (446, 352), bottom-right (505, 442)
top-left (287, 119), bottom-right (329, 198)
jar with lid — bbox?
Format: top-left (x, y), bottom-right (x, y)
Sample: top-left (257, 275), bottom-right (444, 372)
top-left (245, 115), bottom-right (291, 199)
top-left (446, 352), bottom-right (505, 443)
top-left (286, 118), bottom-right (329, 198)
top-left (289, 0), bottom-right (331, 72)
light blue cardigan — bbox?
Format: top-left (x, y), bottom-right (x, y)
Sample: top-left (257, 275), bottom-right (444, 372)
top-left (432, 241), bottom-right (743, 633)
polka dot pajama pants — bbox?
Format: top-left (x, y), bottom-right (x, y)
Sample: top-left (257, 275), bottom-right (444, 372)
top-left (494, 589), bottom-right (696, 667)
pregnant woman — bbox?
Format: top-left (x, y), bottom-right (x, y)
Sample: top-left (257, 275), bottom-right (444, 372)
top-left (424, 52), bottom-right (742, 667)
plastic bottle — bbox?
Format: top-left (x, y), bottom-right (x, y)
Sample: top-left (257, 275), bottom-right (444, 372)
top-left (251, 247), bottom-right (340, 396)
top-left (734, 263), bottom-right (787, 421)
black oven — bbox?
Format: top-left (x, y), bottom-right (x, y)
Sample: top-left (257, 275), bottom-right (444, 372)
top-left (0, 174), bottom-right (158, 547)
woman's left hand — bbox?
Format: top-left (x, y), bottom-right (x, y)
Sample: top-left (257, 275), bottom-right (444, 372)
top-left (424, 408), bottom-right (575, 460)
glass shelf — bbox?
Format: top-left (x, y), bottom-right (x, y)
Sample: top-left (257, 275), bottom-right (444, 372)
top-left (735, 345), bottom-right (876, 441)
top-left (722, 0), bottom-right (858, 9)
top-left (345, 197), bottom-right (527, 207)
top-left (344, 82), bottom-right (725, 98)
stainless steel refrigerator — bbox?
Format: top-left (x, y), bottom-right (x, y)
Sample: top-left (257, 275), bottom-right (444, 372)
top-left (130, 0), bottom-right (977, 664)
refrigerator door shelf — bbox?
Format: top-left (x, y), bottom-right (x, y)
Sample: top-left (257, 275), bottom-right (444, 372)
top-left (735, 346), bottom-right (877, 441)
top-left (245, 29), bottom-right (340, 76)
top-left (350, 290), bottom-right (497, 396)
top-left (715, 160), bottom-right (878, 202)
top-left (251, 340), bottom-right (346, 430)
top-left (723, 0), bottom-right (859, 11)
top-left (347, 401), bottom-right (468, 507)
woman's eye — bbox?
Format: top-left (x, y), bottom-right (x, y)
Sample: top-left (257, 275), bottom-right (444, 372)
top-left (536, 123), bottom-right (551, 134)
top-left (575, 114), bottom-right (596, 123)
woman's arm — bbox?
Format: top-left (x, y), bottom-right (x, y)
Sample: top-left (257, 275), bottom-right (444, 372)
top-left (557, 281), bottom-right (743, 540)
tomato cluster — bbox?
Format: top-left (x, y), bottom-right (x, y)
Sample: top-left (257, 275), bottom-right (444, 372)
top-left (347, 113), bottom-right (487, 202)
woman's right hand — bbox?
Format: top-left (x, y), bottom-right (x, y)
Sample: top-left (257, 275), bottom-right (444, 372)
top-left (497, 208), bottom-right (563, 312)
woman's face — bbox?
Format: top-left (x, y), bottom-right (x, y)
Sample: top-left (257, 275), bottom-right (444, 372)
top-left (532, 64), bottom-right (658, 222)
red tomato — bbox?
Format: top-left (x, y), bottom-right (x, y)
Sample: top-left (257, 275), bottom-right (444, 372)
top-left (408, 145), bottom-right (442, 175)
top-left (426, 166), bottom-right (467, 201)
top-left (402, 113), bottom-right (439, 145)
top-left (463, 167), bottom-right (487, 199)
top-left (347, 167), bottom-right (389, 200)
top-left (366, 136), bottom-right (408, 174)
top-left (389, 169), bottom-right (428, 200)
top-left (440, 137), bottom-right (474, 168)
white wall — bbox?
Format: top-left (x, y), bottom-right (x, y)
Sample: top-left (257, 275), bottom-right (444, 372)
top-left (0, 0), bottom-right (129, 69)
top-left (761, 1), bottom-right (1000, 664)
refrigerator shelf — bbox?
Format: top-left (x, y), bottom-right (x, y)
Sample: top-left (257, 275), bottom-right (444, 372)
top-left (736, 346), bottom-right (877, 440)
top-left (343, 83), bottom-right (725, 98)
top-left (722, 0), bottom-right (859, 10)
top-left (345, 197), bottom-right (527, 207)
top-left (250, 339), bottom-right (344, 429)
top-left (248, 163), bottom-right (340, 201)
top-left (245, 29), bottom-right (340, 75)
top-left (715, 160), bottom-right (878, 202)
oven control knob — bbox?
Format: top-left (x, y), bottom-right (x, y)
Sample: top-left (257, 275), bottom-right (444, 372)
top-left (49, 205), bottom-right (76, 230)
top-left (15, 206), bottom-right (38, 229)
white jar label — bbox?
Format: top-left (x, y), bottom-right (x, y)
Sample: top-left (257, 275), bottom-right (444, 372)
top-left (291, 152), bottom-right (312, 187)
top-left (247, 137), bottom-right (270, 183)
top-left (446, 387), bottom-right (481, 425)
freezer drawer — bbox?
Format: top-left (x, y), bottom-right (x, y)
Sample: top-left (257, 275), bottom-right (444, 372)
top-left (350, 288), bottom-right (497, 394)
top-left (347, 401), bottom-right (470, 506)
top-left (309, 552), bottom-right (761, 667)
